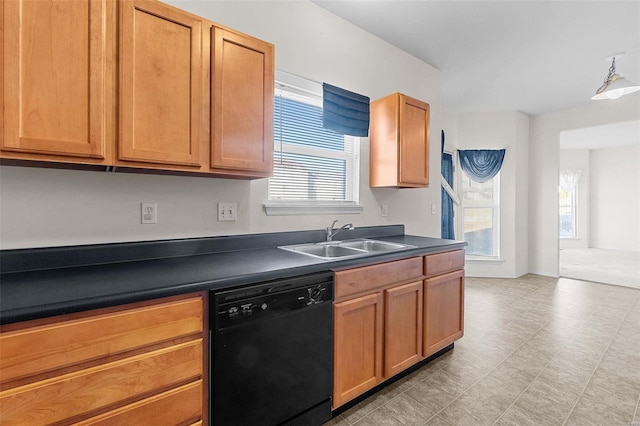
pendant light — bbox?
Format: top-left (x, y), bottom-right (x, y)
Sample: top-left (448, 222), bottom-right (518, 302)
top-left (592, 56), bottom-right (640, 100)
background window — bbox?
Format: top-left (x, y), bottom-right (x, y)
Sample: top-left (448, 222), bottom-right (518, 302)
top-left (559, 186), bottom-right (577, 238)
top-left (268, 80), bottom-right (359, 203)
top-left (461, 172), bottom-right (500, 257)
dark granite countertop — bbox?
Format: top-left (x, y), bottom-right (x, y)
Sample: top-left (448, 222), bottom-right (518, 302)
top-left (0, 225), bottom-right (465, 325)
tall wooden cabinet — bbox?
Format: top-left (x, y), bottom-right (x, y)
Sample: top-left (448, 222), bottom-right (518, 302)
top-left (369, 93), bottom-right (430, 188)
top-left (1, 0), bottom-right (274, 179)
top-left (211, 27), bottom-right (274, 177)
top-left (0, 293), bottom-right (207, 425)
top-left (1, 0), bottom-right (115, 163)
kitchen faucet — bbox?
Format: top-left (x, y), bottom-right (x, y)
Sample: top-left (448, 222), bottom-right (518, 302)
top-left (326, 220), bottom-right (354, 242)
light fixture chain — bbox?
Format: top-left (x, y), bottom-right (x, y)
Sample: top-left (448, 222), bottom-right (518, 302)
top-left (602, 57), bottom-right (617, 85)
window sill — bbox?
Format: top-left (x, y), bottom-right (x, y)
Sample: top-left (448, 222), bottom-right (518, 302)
top-left (264, 202), bottom-right (364, 216)
top-left (465, 256), bottom-right (505, 264)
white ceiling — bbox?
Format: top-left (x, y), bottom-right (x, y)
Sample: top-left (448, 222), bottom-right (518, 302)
top-left (312, 0), bottom-right (640, 116)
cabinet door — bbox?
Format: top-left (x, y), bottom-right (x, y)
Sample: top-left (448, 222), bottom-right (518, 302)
top-left (333, 293), bottom-right (383, 408)
top-left (398, 95), bottom-right (429, 186)
top-left (2, 0), bottom-right (112, 161)
top-left (119, 0), bottom-right (203, 168)
top-left (384, 281), bottom-right (423, 377)
top-left (211, 27), bottom-right (274, 175)
top-left (424, 270), bottom-right (464, 356)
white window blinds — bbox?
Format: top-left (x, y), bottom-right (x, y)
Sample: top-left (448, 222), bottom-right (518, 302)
top-left (268, 78), bottom-right (359, 204)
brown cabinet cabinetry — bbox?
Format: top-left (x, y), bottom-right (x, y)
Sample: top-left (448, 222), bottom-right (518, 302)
top-left (333, 250), bottom-right (464, 409)
top-left (1, 0), bottom-right (115, 164)
top-left (370, 93), bottom-right (430, 188)
top-left (333, 257), bottom-right (424, 408)
top-left (211, 27), bottom-right (274, 176)
top-left (424, 270), bottom-right (464, 356)
top-left (384, 280), bottom-right (423, 377)
top-left (0, 293), bottom-right (207, 425)
top-left (118, 0), bottom-right (204, 169)
top-left (333, 293), bottom-right (384, 408)
top-left (1, 0), bottom-right (274, 179)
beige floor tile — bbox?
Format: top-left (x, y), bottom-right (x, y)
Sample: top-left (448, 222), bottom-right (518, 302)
top-left (404, 369), bottom-right (473, 413)
top-left (378, 393), bottom-right (435, 426)
top-left (494, 404), bottom-right (547, 426)
top-left (513, 376), bottom-right (581, 424)
top-left (424, 414), bottom-right (454, 425)
top-left (352, 408), bottom-right (404, 426)
top-left (323, 414), bottom-right (349, 426)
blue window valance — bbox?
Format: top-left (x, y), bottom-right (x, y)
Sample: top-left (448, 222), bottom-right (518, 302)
top-left (458, 149), bottom-right (506, 183)
top-left (322, 83), bottom-right (370, 137)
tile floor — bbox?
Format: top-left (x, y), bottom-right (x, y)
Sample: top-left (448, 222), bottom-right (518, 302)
top-left (325, 274), bottom-right (640, 426)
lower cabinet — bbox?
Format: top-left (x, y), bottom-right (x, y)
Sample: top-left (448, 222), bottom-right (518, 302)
top-left (333, 250), bottom-right (465, 409)
top-left (333, 293), bottom-right (384, 408)
top-left (424, 270), bottom-right (465, 356)
top-left (0, 292), bottom-right (207, 425)
top-left (384, 281), bottom-right (423, 377)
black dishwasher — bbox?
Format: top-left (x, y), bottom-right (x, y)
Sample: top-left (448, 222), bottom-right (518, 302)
top-left (211, 271), bottom-right (334, 426)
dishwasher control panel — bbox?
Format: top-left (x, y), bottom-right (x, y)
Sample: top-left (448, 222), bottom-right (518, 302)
top-left (213, 272), bottom-right (334, 330)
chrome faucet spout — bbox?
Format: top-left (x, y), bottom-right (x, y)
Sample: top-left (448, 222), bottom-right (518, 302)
top-left (326, 220), bottom-right (354, 242)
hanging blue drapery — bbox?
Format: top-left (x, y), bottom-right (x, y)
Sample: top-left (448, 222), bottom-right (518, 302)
top-left (458, 149), bottom-right (506, 182)
top-left (441, 131), bottom-right (455, 240)
top-left (322, 83), bottom-right (370, 137)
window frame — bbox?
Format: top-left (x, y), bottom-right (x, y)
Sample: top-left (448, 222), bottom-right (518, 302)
top-left (264, 71), bottom-right (362, 216)
top-left (559, 185), bottom-right (578, 239)
top-left (459, 170), bottom-right (501, 260)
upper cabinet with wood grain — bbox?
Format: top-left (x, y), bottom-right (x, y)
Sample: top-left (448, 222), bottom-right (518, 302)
top-left (1, 0), bottom-right (116, 164)
top-left (369, 93), bottom-right (430, 188)
top-left (210, 27), bottom-right (274, 177)
top-left (118, 0), bottom-right (204, 170)
top-left (1, 0), bottom-right (275, 179)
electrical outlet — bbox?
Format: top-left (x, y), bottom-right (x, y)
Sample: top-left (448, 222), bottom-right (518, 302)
top-left (218, 202), bottom-right (237, 222)
top-left (381, 204), bottom-right (388, 217)
top-left (141, 202), bottom-right (157, 224)
top-left (431, 204), bottom-right (437, 215)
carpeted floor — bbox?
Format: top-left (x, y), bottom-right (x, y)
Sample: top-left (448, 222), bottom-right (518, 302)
top-left (559, 248), bottom-right (640, 289)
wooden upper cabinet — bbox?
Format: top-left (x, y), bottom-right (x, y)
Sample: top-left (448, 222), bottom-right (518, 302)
top-left (1, 0), bottom-right (114, 162)
top-left (211, 27), bottom-right (274, 176)
top-left (118, 0), bottom-right (203, 169)
top-left (370, 93), bottom-right (430, 188)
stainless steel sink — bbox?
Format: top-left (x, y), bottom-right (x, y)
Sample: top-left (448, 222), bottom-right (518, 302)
top-left (339, 239), bottom-right (407, 252)
top-left (279, 239), bottom-right (415, 260)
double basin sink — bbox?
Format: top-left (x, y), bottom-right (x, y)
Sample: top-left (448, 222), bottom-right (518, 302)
top-left (279, 239), bottom-right (415, 260)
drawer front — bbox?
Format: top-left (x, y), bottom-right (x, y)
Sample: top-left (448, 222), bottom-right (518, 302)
top-left (74, 380), bottom-right (203, 426)
top-left (0, 339), bottom-right (203, 426)
top-left (0, 294), bottom-right (203, 383)
top-left (335, 257), bottom-right (423, 300)
top-left (424, 250), bottom-right (464, 278)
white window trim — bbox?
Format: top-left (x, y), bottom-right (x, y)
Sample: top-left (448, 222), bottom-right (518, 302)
top-left (264, 70), bottom-right (362, 216)
top-left (459, 170), bottom-right (501, 259)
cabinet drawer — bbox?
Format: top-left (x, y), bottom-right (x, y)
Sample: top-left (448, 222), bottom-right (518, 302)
top-left (335, 257), bottom-right (423, 300)
top-left (0, 294), bottom-right (203, 383)
top-left (0, 339), bottom-right (203, 426)
top-left (75, 380), bottom-right (202, 426)
top-left (424, 250), bottom-right (464, 278)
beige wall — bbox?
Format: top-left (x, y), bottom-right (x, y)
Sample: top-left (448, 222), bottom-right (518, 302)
top-left (451, 111), bottom-right (529, 278)
top-left (0, 0), bottom-right (444, 249)
top-left (529, 96), bottom-right (640, 277)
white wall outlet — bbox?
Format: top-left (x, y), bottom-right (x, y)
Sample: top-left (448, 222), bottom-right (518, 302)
top-left (431, 204), bottom-right (437, 215)
top-left (381, 204), bottom-right (388, 217)
top-left (218, 202), bottom-right (237, 222)
top-left (141, 202), bottom-right (157, 224)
